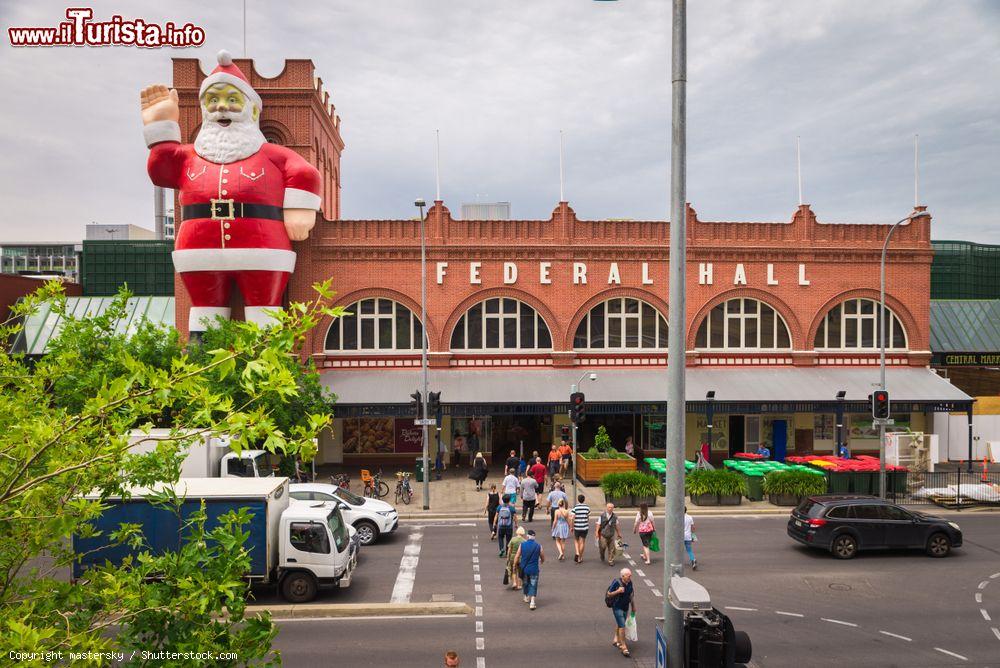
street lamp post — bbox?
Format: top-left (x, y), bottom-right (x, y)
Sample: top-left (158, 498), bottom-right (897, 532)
top-left (416, 198), bottom-right (430, 510)
top-left (879, 210), bottom-right (930, 498)
top-left (570, 371), bottom-right (597, 503)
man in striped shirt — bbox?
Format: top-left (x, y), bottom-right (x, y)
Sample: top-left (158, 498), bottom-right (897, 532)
top-left (570, 494), bottom-right (591, 563)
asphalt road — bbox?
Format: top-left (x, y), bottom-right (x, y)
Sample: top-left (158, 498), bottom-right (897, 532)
top-left (271, 513), bottom-right (1000, 667)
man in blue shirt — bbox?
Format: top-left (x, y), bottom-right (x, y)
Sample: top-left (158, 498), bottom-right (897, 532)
top-left (756, 443), bottom-right (771, 459)
top-left (607, 567), bottom-right (636, 658)
top-left (514, 529), bottom-right (545, 610)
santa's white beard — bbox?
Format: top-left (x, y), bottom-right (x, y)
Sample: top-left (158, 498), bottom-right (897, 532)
top-left (194, 106), bottom-right (266, 163)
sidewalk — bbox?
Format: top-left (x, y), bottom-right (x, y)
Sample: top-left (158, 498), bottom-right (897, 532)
top-left (314, 464), bottom-right (788, 518)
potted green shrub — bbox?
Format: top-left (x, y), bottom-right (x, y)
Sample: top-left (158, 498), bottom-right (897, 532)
top-left (600, 472), bottom-right (630, 506)
top-left (763, 470), bottom-right (828, 506)
top-left (685, 470), bottom-right (718, 506)
top-left (629, 472), bottom-right (662, 506)
top-left (712, 469), bottom-right (747, 505)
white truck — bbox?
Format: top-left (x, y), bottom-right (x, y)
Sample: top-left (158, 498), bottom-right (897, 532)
top-left (129, 429), bottom-right (279, 478)
top-left (73, 477), bottom-right (358, 603)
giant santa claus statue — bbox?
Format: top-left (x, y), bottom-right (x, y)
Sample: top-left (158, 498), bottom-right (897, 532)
top-left (140, 50), bottom-right (321, 333)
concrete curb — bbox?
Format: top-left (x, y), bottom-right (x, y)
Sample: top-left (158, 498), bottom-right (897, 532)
top-left (248, 601), bottom-right (472, 619)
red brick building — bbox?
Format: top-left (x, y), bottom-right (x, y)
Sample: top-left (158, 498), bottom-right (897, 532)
top-left (170, 56), bottom-right (970, 467)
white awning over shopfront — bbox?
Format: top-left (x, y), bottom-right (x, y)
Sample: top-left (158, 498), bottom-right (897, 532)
top-left (321, 366), bottom-right (971, 405)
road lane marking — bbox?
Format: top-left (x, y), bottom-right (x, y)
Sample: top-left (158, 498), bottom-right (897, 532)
top-left (934, 648), bottom-right (967, 661)
top-left (879, 631), bottom-right (911, 641)
top-left (476, 637), bottom-right (485, 650)
top-left (725, 606), bottom-right (757, 612)
top-left (476, 595), bottom-right (483, 603)
top-left (821, 618), bottom-right (858, 627)
top-left (475, 584), bottom-right (482, 592)
top-left (476, 621), bottom-right (484, 633)
top-left (643, 579), bottom-right (655, 588)
top-left (477, 658), bottom-right (485, 668)
top-left (475, 606), bottom-right (483, 617)
top-left (635, 569), bottom-right (646, 577)
top-left (474, 574), bottom-right (480, 581)
top-left (389, 534), bottom-right (423, 604)
top-left (473, 565), bottom-right (480, 572)
top-left (775, 611), bottom-right (804, 618)
top-left (991, 572), bottom-right (1000, 579)
top-left (458, 523), bottom-right (476, 526)
top-left (473, 556), bottom-right (479, 563)
top-left (979, 581), bottom-right (989, 590)
top-left (976, 593), bottom-right (983, 603)
top-left (992, 627), bottom-right (1000, 641)
top-left (982, 609), bottom-right (992, 622)
top-left (278, 614), bottom-right (468, 622)
top-left (651, 588), bottom-right (662, 597)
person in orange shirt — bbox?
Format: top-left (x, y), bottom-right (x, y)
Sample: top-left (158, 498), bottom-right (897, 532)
top-left (558, 439), bottom-right (573, 476)
top-left (547, 444), bottom-right (562, 483)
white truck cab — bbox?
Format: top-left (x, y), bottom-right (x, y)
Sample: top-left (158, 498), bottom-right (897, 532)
top-left (277, 501), bottom-right (359, 602)
top-left (221, 450), bottom-right (278, 478)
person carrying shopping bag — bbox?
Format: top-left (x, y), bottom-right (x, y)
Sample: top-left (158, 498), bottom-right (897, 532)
top-left (606, 567), bottom-right (637, 658)
top-left (632, 503), bottom-right (656, 565)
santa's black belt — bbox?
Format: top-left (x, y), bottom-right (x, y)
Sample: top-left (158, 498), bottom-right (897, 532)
top-left (182, 200), bottom-right (283, 221)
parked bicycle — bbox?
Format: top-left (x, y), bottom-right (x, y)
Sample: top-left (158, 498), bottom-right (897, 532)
top-left (363, 468), bottom-right (390, 499)
top-left (331, 472), bottom-right (351, 491)
top-left (395, 471), bottom-right (414, 505)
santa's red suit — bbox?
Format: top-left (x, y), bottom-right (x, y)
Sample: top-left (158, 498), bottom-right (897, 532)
top-left (143, 52), bottom-right (321, 332)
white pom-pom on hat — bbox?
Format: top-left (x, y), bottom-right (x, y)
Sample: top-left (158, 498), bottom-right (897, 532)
top-left (217, 50), bottom-right (233, 66)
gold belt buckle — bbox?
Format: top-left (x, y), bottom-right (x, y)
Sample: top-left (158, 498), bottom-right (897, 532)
top-left (210, 198), bottom-right (236, 220)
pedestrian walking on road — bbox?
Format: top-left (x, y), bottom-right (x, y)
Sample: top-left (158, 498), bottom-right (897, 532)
top-left (529, 456), bottom-right (547, 495)
top-left (470, 452), bottom-right (489, 491)
top-left (520, 473), bottom-right (538, 522)
top-left (633, 503), bottom-right (655, 565)
top-left (606, 567), bottom-right (636, 658)
top-left (505, 526), bottom-right (526, 590)
top-left (494, 494), bottom-right (517, 557)
top-left (551, 498), bottom-right (571, 560)
top-left (502, 468), bottom-right (519, 501)
top-left (444, 650), bottom-right (460, 667)
top-left (485, 484), bottom-right (500, 540)
top-left (571, 494), bottom-right (591, 563)
top-left (597, 503), bottom-right (622, 566)
top-left (514, 529), bottom-right (545, 610)
top-left (547, 444), bottom-right (561, 482)
top-left (684, 506), bottom-right (697, 570)
top-left (558, 440), bottom-right (572, 476)
top-left (505, 450), bottom-right (520, 474)
top-left (546, 484), bottom-right (568, 525)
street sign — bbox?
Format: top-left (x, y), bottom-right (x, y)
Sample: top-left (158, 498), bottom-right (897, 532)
top-left (414, 418), bottom-right (436, 426)
top-left (655, 624), bottom-right (666, 668)
top-left (872, 418), bottom-right (895, 426)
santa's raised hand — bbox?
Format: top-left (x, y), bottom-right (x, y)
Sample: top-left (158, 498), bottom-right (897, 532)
top-left (140, 85), bottom-right (179, 125)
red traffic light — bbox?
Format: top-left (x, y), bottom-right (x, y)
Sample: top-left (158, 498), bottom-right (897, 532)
top-left (874, 390), bottom-right (888, 402)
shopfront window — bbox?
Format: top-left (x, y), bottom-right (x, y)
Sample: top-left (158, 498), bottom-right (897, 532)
top-left (325, 298), bottom-right (423, 352)
top-left (450, 298), bottom-right (552, 351)
top-left (694, 298), bottom-right (791, 350)
top-left (573, 298), bottom-right (667, 350)
top-left (813, 298), bottom-right (907, 350)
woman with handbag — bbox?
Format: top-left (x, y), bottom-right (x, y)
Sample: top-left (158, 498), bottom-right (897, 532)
top-left (632, 502), bottom-right (656, 565)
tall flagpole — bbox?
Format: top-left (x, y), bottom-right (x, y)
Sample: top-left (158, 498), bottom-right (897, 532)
top-left (914, 134), bottom-right (920, 207)
top-left (436, 129), bottom-right (442, 201)
top-left (797, 136), bottom-right (803, 205)
top-left (559, 130), bottom-right (565, 201)
top-left (242, 0), bottom-right (247, 57)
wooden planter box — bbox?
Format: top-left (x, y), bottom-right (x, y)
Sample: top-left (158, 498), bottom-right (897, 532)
top-left (632, 494), bottom-right (658, 507)
top-left (718, 494), bottom-right (742, 506)
top-left (690, 493), bottom-right (718, 506)
top-left (606, 495), bottom-right (630, 507)
top-left (576, 454), bottom-right (636, 485)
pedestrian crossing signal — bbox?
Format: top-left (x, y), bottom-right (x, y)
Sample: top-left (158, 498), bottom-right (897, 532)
top-left (872, 390), bottom-right (890, 420)
top-left (570, 392), bottom-right (586, 424)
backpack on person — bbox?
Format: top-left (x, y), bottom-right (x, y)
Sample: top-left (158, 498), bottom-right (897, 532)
top-left (497, 504), bottom-right (513, 527)
top-left (605, 579), bottom-right (620, 607)
top-left (600, 513), bottom-right (617, 538)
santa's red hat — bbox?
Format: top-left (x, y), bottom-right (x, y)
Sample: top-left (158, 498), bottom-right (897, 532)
top-left (199, 50), bottom-right (262, 109)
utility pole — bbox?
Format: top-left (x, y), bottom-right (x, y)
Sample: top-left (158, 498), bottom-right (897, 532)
top-left (416, 198), bottom-right (430, 510)
top-left (664, 1), bottom-right (687, 666)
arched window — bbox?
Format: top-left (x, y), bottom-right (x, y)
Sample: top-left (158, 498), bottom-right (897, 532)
top-left (325, 298), bottom-right (423, 352)
top-left (450, 298), bottom-right (552, 351)
top-left (814, 298), bottom-right (907, 350)
top-left (573, 297), bottom-right (667, 350)
top-left (695, 298), bottom-right (791, 350)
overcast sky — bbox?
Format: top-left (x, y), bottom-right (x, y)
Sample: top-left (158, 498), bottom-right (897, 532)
top-left (1, 0), bottom-right (998, 242)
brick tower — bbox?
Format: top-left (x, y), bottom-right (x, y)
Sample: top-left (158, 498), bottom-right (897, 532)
top-left (170, 55), bottom-right (344, 333)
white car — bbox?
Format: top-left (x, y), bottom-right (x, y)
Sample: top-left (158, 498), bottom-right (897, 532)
top-left (290, 483), bottom-right (398, 546)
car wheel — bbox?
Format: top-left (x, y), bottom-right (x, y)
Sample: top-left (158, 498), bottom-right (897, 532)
top-left (831, 534), bottom-right (858, 559)
top-left (355, 520), bottom-right (380, 546)
top-left (281, 572), bottom-right (318, 603)
top-left (926, 532), bottom-right (951, 558)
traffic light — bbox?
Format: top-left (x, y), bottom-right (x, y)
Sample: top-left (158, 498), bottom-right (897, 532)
top-left (409, 390), bottom-right (422, 418)
top-left (560, 425), bottom-right (571, 441)
top-left (569, 392), bottom-right (586, 424)
top-left (427, 391), bottom-right (441, 415)
top-left (872, 390), bottom-right (890, 419)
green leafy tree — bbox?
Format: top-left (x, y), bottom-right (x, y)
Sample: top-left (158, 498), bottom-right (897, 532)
top-left (0, 281), bottom-right (341, 665)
